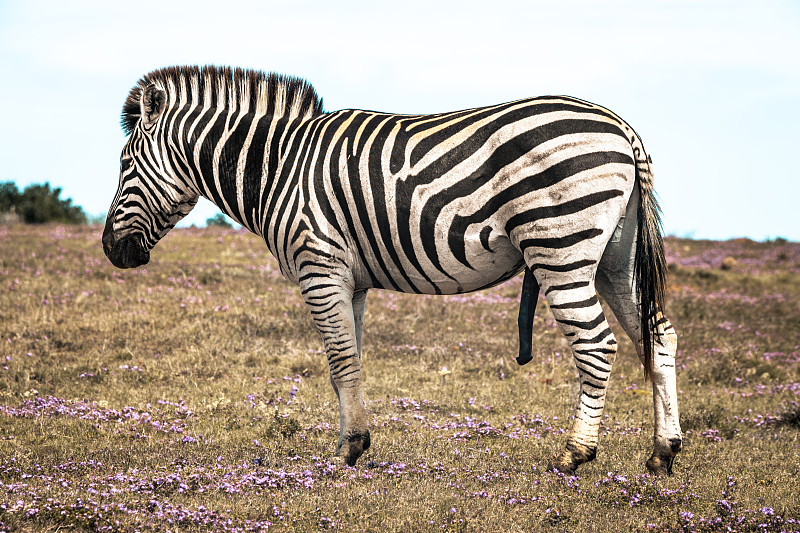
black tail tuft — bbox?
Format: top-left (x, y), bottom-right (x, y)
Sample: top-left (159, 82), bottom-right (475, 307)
top-left (634, 155), bottom-right (667, 381)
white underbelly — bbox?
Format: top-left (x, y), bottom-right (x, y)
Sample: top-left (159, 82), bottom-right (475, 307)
top-left (406, 233), bottom-right (524, 295)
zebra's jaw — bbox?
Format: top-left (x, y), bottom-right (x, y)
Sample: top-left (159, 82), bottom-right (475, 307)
top-left (102, 230), bottom-right (150, 269)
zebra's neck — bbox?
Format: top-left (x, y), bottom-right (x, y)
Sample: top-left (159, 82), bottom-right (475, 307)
top-left (168, 105), bottom-right (309, 237)
top-left (131, 66), bottom-right (324, 237)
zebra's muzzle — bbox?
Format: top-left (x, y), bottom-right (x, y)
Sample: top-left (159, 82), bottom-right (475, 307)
top-left (102, 226), bottom-right (150, 269)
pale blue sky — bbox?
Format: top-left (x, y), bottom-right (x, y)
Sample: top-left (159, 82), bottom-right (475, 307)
top-left (1, 0), bottom-right (798, 240)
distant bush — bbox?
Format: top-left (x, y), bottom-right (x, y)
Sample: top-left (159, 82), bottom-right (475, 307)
top-left (206, 213), bottom-right (232, 228)
top-left (0, 181), bottom-right (86, 224)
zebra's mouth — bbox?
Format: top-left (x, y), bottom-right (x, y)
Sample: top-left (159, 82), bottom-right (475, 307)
top-left (102, 231), bottom-right (150, 269)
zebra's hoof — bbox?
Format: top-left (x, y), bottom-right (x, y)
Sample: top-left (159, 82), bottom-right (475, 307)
top-left (646, 438), bottom-right (680, 475)
top-left (546, 453), bottom-right (579, 476)
top-left (547, 445), bottom-right (595, 475)
top-left (645, 454), bottom-right (675, 476)
top-left (336, 430), bottom-right (371, 466)
top-left (546, 461), bottom-right (577, 475)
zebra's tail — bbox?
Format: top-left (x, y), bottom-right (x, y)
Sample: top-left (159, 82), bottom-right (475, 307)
top-left (632, 136), bottom-right (667, 381)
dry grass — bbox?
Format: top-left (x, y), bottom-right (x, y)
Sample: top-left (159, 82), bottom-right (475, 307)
top-left (1, 224), bottom-right (799, 532)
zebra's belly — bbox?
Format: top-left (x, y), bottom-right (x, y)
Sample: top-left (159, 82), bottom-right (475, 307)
top-left (378, 232), bottom-right (525, 295)
top-left (440, 235), bottom-right (525, 294)
top-left (443, 258), bottom-right (526, 294)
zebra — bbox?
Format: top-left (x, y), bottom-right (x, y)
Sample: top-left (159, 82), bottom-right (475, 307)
top-left (102, 66), bottom-right (681, 475)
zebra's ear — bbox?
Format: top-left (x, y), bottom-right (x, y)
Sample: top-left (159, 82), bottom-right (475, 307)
top-left (140, 84), bottom-right (166, 128)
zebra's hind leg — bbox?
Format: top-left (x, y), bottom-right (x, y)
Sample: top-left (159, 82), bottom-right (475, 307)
top-left (597, 247), bottom-right (681, 475)
top-left (539, 272), bottom-right (618, 474)
top-left (301, 279), bottom-right (370, 466)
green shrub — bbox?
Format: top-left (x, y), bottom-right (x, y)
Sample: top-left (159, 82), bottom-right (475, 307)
top-left (206, 213), bottom-right (232, 227)
top-left (0, 181), bottom-right (86, 224)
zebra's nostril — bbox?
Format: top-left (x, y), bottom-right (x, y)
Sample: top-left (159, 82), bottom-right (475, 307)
top-left (101, 232), bottom-right (114, 252)
top-left (102, 215), bottom-right (115, 252)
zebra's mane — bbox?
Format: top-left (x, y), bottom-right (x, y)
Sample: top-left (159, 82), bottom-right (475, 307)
top-left (120, 65), bottom-right (325, 135)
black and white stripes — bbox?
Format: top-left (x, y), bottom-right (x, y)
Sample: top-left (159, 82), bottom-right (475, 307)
top-left (103, 66), bottom-right (681, 473)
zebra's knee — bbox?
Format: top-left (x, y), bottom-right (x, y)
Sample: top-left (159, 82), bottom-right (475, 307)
top-left (570, 327), bottom-right (618, 377)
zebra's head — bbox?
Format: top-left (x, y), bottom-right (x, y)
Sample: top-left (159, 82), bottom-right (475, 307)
top-left (103, 81), bottom-right (199, 269)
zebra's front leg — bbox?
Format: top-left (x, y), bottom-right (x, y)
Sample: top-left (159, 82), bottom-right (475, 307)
top-left (352, 289), bottom-right (367, 357)
top-left (543, 279), bottom-right (617, 474)
top-left (301, 280), bottom-right (370, 465)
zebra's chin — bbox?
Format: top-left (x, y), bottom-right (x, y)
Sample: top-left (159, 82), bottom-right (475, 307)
top-left (104, 235), bottom-right (150, 269)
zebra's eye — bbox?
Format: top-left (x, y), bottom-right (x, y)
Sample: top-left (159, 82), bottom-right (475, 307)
top-left (120, 159), bottom-right (133, 172)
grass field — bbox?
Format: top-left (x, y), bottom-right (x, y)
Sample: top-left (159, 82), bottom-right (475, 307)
top-left (1, 224), bottom-right (799, 532)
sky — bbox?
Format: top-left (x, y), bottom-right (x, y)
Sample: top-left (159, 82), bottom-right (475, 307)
top-left (0, 0), bottom-right (798, 241)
